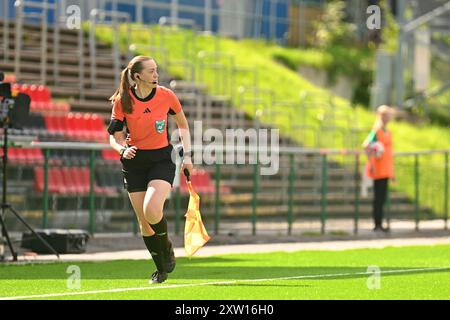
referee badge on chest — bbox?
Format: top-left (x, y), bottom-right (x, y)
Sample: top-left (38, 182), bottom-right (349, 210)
top-left (155, 119), bottom-right (166, 133)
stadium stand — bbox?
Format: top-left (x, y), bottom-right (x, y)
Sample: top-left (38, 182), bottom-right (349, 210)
top-left (0, 17), bottom-right (430, 232)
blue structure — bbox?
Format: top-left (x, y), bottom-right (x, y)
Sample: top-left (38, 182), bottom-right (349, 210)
top-left (1, 0), bottom-right (57, 23)
top-left (1, 0), bottom-right (323, 41)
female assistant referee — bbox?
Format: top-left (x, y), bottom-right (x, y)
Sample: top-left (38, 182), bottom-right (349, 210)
top-left (107, 55), bottom-right (193, 284)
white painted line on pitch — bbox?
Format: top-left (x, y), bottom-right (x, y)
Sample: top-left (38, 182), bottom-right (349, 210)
top-left (0, 267), bottom-right (448, 300)
top-left (241, 267), bottom-right (450, 282)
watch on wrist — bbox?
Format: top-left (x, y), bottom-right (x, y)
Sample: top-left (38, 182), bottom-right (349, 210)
top-left (119, 147), bottom-right (127, 156)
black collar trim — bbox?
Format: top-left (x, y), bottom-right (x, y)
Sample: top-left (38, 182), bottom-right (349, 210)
top-left (131, 86), bottom-right (157, 102)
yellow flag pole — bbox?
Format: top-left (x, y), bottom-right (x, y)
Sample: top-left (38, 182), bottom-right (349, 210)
top-left (183, 168), bottom-right (211, 257)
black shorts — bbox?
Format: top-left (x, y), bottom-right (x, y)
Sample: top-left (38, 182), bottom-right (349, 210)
top-left (120, 144), bottom-right (176, 193)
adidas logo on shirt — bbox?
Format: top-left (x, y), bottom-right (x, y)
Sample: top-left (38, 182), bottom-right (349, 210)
top-left (143, 108), bottom-right (151, 114)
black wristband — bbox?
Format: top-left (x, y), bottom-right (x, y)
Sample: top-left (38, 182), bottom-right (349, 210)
top-left (119, 147), bottom-right (127, 156)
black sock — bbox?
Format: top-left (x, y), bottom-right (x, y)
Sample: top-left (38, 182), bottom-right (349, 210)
top-left (150, 216), bottom-right (170, 251)
top-left (142, 235), bottom-right (165, 272)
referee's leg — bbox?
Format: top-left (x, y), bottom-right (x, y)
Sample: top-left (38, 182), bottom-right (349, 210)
top-left (128, 191), bottom-right (154, 236)
top-left (128, 191), bottom-right (166, 277)
top-left (144, 180), bottom-right (176, 273)
top-left (143, 180), bottom-right (171, 224)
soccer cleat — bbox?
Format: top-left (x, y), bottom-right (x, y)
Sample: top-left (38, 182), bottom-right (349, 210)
top-left (150, 270), bottom-right (168, 284)
top-left (164, 240), bottom-right (176, 273)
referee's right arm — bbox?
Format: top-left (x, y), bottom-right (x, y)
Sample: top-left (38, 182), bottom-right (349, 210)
top-left (108, 98), bottom-right (127, 155)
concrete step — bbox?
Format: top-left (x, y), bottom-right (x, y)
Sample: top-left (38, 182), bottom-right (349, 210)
top-left (14, 72), bottom-right (117, 89)
top-left (49, 86), bottom-right (116, 101)
top-left (0, 20), bottom-right (116, 48)
top-left (0, 60), bottom-right (125, 81)
top-left (202, 166), bottom-right (354, 178)
top-left (0, 20), bottom-right (101, 40)
top-left (213, 192), bottom-right (411, 204)
top-left (221, 179), bottom-right (362, 190)
top-left (3, 31), bottom-right (112, 52)
top-left (199, 203), bottom-right (432, 218)
top-left (107, 203), bottom-right (431, 220)
top-left (169, 80), bottom-right (208, 94)
top-left (0, 47), bottom-right (126, 68)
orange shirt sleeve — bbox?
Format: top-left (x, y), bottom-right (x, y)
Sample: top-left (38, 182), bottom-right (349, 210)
top-left (168, 89), bottom-right (182, 114)
top-left (111, 98), bottom-right (125, 121)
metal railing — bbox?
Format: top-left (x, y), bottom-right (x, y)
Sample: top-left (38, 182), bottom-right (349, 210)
top-left (159, 16), bottom-right (198, 82)
top-left (13, 0), bottom-right (60, 85)
top-left (89, 8), bottom-right (131, 88)
top-left (2, 0), bottom-right (10, 63)
top-left (395, 1), bottom-right (450, 108)
top-left (13, 142), bottom-right (448, 236)
top-left (128, 25), bottom-right (168, 67)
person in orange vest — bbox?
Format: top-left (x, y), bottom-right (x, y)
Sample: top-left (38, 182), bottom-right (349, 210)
top-left (362, 105), bottom-right (396, 233)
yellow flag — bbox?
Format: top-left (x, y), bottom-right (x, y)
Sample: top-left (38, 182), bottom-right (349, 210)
top-left (184, 180), bottom-right (210, 257)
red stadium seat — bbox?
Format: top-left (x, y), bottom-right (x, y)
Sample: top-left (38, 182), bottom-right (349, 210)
top-left (71, 167), bottom-right (89, 194)
top-left (44, 115), bottom-right (65, 136)
top-left (36, 85), bottom-right (51, 102)
top-left (35, 166), bottom-right (88, 195)
top-left (65, 113), bottom-right (76, 139)
top-left (39, 101), bottom-right (53, 114)
top-left (52, 168), bottom-right (68, 194)
top-left (84, 113), bottom-right (105, 141)
top-left (30, 148), bottom-right (44, 165)
top-left (56, 116), bottom-right (69, 135)
top-left (10, 148), bottom-right (27, 165)
top-left (81, 113), bottom-right (97, 140)
top-left (89, 114), bottom-right (104, 130)
top-left (28, 84), bottom-right (39, 101)
top-left (20, 84), bottom-right (30, 97)
top-left (8, 148), bottom-right (19, 163)
top-left (34, 167), bottom-right (58, 193)
top-left (79, 167), bottom-right (105, 194)
top-left (64, 113), bottom-right (89, 141)
top-left (61, 167), bottom-right (82, 194)
top-left (34, 167), bottom-right (45, 192)
top-left (22, 148), bottom-right (33, 165)
top-left (48, 168), bottom-right (60, 193)
top-left (179, 169), bottom-right (230, 195)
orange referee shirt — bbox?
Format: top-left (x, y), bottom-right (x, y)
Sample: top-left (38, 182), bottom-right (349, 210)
top-left (111, 85), bottom-right (182, 150)
top-left (365, 128), bottom-right (394, 180)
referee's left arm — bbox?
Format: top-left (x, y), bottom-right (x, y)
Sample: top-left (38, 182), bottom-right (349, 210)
top-left (173, 110), bottom-right (193, 174)
top-left (173, 110), bottom-right (191, 154)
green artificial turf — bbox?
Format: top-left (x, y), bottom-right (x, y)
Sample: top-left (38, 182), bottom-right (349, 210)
top-left (0, 244), bottom-right (449, 300)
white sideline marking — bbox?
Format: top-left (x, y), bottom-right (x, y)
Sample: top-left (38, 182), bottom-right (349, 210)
top-left (0, 267), bottom-right (448, 300)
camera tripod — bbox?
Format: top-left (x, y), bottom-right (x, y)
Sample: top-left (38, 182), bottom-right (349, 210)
top-left (0, 104), bottom-right (59, 261)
